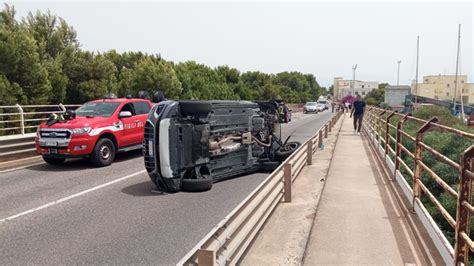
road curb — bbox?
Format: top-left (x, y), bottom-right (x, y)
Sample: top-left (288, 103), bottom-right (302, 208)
top-left (300, 114), bottom-right (345, 264)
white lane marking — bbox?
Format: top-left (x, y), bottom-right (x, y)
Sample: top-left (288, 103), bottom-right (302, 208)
top-left (0, 162), bottom-right (45, 175)
top-left (0, 170), bottom-right (146, 224)
top-left (0, 156), bottom-right (40, 165)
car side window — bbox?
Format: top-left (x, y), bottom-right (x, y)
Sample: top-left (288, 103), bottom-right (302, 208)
top-left (132, 102), bottom-right (151, 115)
top-left (120, 103), bottom-right (136, 116)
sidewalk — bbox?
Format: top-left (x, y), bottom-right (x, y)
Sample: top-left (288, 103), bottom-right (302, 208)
top-left (303, 114), bottom-right (441, 265)
top-left (241, 115), bottom-right (342, 265)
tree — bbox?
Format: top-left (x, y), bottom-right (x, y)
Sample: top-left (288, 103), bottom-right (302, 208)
top-left (25, 9), bottom-right (79, 59)
top-left (0, 10), bottom-right (51, 104)
top-left (365, 83), bottom-right (388, 106)
top-left (328, 85), bottom-right (334, 96)
top-left (63, 51), bottom-right (117, 103)
top-left (0, 4), bottom-right (324, 105)
top-left (240, 71), bottom-right (273, 100)
top-left (0, 74), bottom-right (23, 105)
top-left (128, 57), bottom-right (182, 99)
top-left (175, 61), bottom-right (236, 100)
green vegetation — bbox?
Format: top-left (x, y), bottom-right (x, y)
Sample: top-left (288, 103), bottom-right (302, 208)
top-left (384, 106), bottom-right (474, 245)
top-left (364, 83), bottom-right (388, 106)
top-left (0, 4), bottom-right (324, 105)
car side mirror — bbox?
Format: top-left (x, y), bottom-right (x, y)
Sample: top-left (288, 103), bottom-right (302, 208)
top-left (119, 111), bottom-right (132, 118)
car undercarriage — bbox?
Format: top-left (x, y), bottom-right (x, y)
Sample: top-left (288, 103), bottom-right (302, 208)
top-left (143, 100), bottom-right (300, 192)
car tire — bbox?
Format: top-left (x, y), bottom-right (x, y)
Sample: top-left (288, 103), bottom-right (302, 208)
top-left (180, 101), bottom-right (212, 115)
top-left (181, 175), bottom-right (213, 192)
top-left (275, 141), bottom-right (302, 161)
top-left (43, 157), bottom-right (66, 165)
top-left (91, 138), bottom-right (116, 167)
top-left (303, 110), bottom-right (307, 114)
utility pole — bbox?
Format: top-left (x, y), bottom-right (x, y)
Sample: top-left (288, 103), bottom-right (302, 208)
top-left (397, 60), bottom-right (401, 86)
top-left (453, 24), bottom-right (461, 117)
top-left (352, 64), bottom-right (358, 95)
top-left (414, 36), bottom-right (419, 106)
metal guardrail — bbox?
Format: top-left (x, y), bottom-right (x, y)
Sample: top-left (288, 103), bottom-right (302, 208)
top-left (363, 107), bottom-right (474, 266)
top-left (178, 111), bottom-right (343, 265)
top-left (0, 104), bottom-right (80, 136)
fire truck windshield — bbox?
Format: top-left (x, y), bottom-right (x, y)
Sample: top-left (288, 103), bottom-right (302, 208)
top-left (76, 102), bottom-right (120, 117)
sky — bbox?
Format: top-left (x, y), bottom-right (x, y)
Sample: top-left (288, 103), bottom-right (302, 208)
top-left (7, 1), bottom-right (474, 87)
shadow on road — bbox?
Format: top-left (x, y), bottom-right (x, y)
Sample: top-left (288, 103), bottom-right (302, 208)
top-left (121, 181), bottom-right (166, 197)
top-left (25, 150), bottom-right (143, 172)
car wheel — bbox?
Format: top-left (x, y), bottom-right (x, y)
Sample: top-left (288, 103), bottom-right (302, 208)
top-left (179, 101), bottom-right (212, 115)
top-left (91, 138), bottom-right (116, 167)
top-left (42, 157), bottom-right (66, 165)
top-left (275, 141), bottom-right (302, 161)
top-left (182, 175), bottom-right (213, 192)
top-left (303, 110), bottom-right (307, 114)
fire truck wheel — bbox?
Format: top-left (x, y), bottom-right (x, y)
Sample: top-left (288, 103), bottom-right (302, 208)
top-left (91, 138), bottom-right (116, 167)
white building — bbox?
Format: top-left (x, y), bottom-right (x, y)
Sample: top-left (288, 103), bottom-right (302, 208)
top-left (333, 77), bottom-right (379, 99)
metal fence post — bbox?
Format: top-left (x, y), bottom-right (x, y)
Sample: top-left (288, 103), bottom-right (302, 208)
top-left (59, 103), bottom-right (66, 113)
top-left (16, 104), bottom-right (24, 135)
top-left (197, 249), bottom-right (216, 266)
top-left (394, 113), bottom-right (411, 177)
top-left (307, 141), bottom-right (313, 165)
top-left (377, 110), bottom-right (387, 143)
top-left (329, 119), bottom-right (332, 133)
top-left (454, 146), bottom-right (474, 265)
top-left (318, 130), bottom-right (323, 149)
top-left (412, 117), bottom-right (439, 211)
top-left (284, 163), bottom-right (292, 202)
top-left (324, 124), bottom-right (328, 138)
top-left (385, 112), bottom-right (397, 155)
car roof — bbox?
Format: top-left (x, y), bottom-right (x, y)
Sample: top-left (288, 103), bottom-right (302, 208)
top-left (89, 98), bottom-right (150, 103)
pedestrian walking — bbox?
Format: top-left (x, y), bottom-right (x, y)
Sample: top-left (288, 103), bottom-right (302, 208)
top-left (350, 95), bottom-right (366, 135)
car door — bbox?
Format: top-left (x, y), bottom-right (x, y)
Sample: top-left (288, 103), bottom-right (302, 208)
top-left (131, 101), bottom-right (151, 144)
top-left (119, 103), bottom-right (137, 147)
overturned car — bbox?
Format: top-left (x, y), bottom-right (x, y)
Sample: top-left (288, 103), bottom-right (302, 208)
top-left (143, 100), bottom-right (301, 192)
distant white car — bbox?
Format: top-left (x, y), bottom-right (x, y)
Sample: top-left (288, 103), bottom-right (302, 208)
top-left (304, 102), bottom-right (319, 113)
top-left (315, 104), bottom-right (326, 112)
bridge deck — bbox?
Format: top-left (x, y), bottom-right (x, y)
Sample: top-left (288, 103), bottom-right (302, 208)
top-left (303, 114), bottom-right (444, 265)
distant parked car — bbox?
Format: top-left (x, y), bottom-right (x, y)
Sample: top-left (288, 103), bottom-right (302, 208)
top-left (304, 102), bottom-right (319, 114)
top-left (315, 104), bottom-right (326, 112)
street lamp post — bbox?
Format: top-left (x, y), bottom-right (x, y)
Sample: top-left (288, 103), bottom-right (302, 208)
top-left (397, 60), bottom-right (401, 86)
top-left (352, 64), bottom-right (358, 95)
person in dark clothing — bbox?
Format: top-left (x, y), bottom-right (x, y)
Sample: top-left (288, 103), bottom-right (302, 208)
top-left (350, 95), bottom-right (366, 135)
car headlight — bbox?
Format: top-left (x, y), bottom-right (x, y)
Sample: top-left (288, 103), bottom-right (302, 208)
top-left (71, 127), bottom-right (91, 135)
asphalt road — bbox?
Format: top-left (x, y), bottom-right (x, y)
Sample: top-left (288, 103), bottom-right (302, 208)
top-left (0, 111), bottom-right (335, 265)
